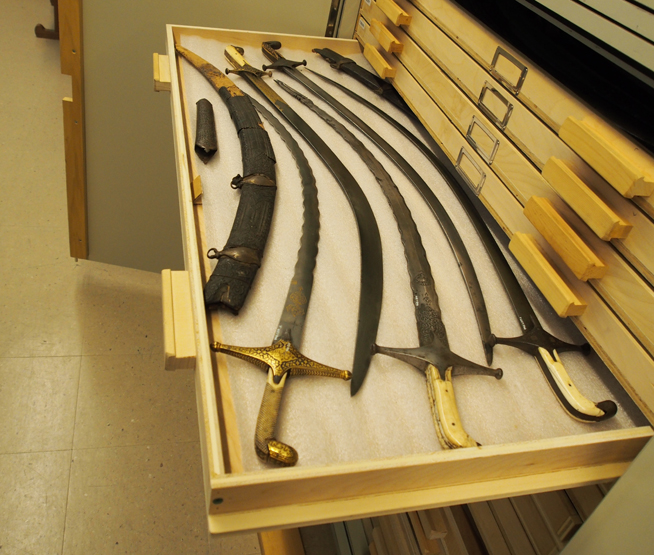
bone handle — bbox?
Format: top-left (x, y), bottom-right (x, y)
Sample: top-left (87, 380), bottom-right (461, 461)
top-left (254, 370), bottom-right (298, 466)
top-left (426, 365), bottom-right (479, 449)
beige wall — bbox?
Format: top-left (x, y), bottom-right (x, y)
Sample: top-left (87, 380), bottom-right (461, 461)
top-left (84, 0), bottom-right (333, 272)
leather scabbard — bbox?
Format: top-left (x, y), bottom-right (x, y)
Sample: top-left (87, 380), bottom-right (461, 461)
top-left (204, 92), bottom-right (277, 313)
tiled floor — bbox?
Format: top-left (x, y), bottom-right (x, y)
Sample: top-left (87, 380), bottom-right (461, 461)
top-left (0, 3), bottom-right (260, 553)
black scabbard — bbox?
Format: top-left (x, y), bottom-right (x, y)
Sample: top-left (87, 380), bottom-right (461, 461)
top-left (204, 92), bottom-right (277, 314)
top-left (312, 47), bottom-right (413, 118)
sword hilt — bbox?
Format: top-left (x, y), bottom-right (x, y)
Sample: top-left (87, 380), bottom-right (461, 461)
top-left (261, 40), bottom-right (307, 71)
top-left (374, 343), bottom-right (501, 449)
top-left (489, 318), bottom-right (616, 422)
top-left (426, 365), bottom-right (479, 449)
top-left (211, 339), bottom-right (350, 466)
top-left (255, 371), bottom-right (298, 466)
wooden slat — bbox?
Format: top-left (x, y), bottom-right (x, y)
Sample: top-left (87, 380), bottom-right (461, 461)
top-left (153, 53), bottom-right (172, 92)
top-left (359, 54), bottom-right (654, 420)
top-left (523, 197), bottom-right (607, 281)
top-left (59, 0), bottom-right (86, 259)
top-left (560, 117), bottom-right (654, 198)
top-left (406, 0), bottom-right (654, 218)
top-left (409, 511), bottom-right (442, 555)
top-left (366, 0), bottom-right (654, 286)
top-left (468, 502), bottom-right (512, 555)
top-left (363, 42), bottom-right (396, 78)
top-left (258, 529), bottom-right (305, 555)
top-left (370, 19), bottom-right (404, 53)
top-left (543, 158), bottom-right (632, 241)
top-left (509, 232), bottom-right (587, 317)
top-left (418, 509), bottom-right (448, 540)
top-left (360, 16), bottom-right (654, 356)
top-left (376, 0), bottom-right (413, 26)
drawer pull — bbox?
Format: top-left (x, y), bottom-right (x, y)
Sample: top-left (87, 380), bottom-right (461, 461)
top-left (509, 233), bottom-right (587, 317)
top-left (559, 117), bottom-right (654, 198)
top-left (466, 116), bottom-right (499, 165)
top-left (153, 53), bottom-right (171, 92)
top-left (363, 42), bottom-right (396, 79)
top-left (370, 18), bottom-right (404, 53)
top-left (375, 0), bottom-right (412, 26)
top-left (162, 270), bottom-right (196, 371)
top-left (478, 81), bottom-right (514, 129)
top-left (456, 147), bottom-right (486, 195)
top-left (543, 158), bottom-right (632, 241)
top-left (523, 197), bottom-right (607, 281)
top-left (490, 46), bottom-right (528, 95)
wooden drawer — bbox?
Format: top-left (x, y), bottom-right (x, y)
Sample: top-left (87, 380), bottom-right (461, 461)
top-left (164, 23), bottom-right (651, 535)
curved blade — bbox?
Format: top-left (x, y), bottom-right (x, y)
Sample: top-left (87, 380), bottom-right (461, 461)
top-left (224, 46), bottom-right (383, 395)
top-left (263, 43), bottom-right (493, 365)
top-left (306, 67), bottom-right (617, 422)
top-left (247, 95), bottom-right (319, 346)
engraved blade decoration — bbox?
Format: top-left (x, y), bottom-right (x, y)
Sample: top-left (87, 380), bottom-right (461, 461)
top-left (262, 41), bottom-right (494, 378)
top-left (277, 79), bottom-right (502, 449)
top-left (224, 45), bottom-right (384, 397)
top-left (307, 60), bottom-right (617, 422)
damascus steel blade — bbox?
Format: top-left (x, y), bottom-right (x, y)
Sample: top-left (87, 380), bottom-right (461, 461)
top-left (262, 41), bottom-right (494, 372)
top-left (277, 79), bottom-right (501, 448)
top-left (305, 67), bottom-right (617, 422)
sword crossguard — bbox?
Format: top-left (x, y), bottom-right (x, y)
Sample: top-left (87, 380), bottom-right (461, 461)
top-left (262, 58), bottom-right (307, 72)
top-left (489, 317), bottom-right (616, 422)
top-left (225, 66), bottom-right (271, 79)
top-left (261, 40), bottom-right (307, 72)
top-left (211, 339), bottom-right (350, 466)
top-left (374, 343), bottom-right (501, 450)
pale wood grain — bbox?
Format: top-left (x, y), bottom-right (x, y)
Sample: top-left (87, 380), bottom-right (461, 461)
top-left (560, 117), bottom-right (654, 198)
top-left (509, 232), bottom-right (587, 317)
top-left (376, 0), bottom-right (413, 25)
top-left (543, 158), bottom-right (632, 241)
top-left (363, 42), bottom-right (397, 79)
top-left (370, 18), bottom-right (404, 53)
top-left (258, 529), bottom-right (305, 555)
top-left (523, 197), bottom-right (607, 281)
top-left (153, 53), bottom-right (172, 92)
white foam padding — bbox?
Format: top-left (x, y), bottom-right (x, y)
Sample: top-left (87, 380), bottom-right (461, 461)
top-left (178, 34), bottom-right (645, 472)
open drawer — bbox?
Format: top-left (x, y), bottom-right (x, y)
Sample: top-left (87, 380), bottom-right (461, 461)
top-left (163, 23), bottom-right (652, 535)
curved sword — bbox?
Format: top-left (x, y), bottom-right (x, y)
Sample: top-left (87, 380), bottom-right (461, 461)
top-left (307, 60), bottom-right (617, 422)
top-left (276, 79), bottom-right (502, 448)
top-left (212, 92), bottom-right (350, 466)
top-left (261, 41), bottom-right (494, 383)
top-left (222, 45), bottom-right (384, 398)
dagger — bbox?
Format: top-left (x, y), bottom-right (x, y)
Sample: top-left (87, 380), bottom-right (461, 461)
top-left (176, 45), bottom-right (277, 314)
top-left (218, 91), bottom-right (351, 466)
top-left (275, 79), bottom-right (501, 448)
top-left (308, 54), bottom-right (617, 422)
top-left (221, 45), bottom-right (385, 400)
top-left (260, 40), bottom-right (494, 387)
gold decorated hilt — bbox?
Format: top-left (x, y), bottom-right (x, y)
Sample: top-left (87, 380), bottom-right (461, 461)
top-left (211, 339), bottom-right (350, 466)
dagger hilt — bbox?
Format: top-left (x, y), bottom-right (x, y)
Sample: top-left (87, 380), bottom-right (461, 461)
top-left (211, 339), bottom-right (350, 466)
top-left (374, 343), bottom-right (501, 449)
top-left (489, 316), bottom-right (616, 422)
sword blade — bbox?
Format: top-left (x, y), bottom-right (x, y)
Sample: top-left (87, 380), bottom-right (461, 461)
top-left (305, 66), bottom-right (617, 422)
top-left (247, 96), bottom-right (319, 346)
top-left (262, 42), bottom-right (494, 366)
top-left (225, 46), bottom-right (384, 395)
